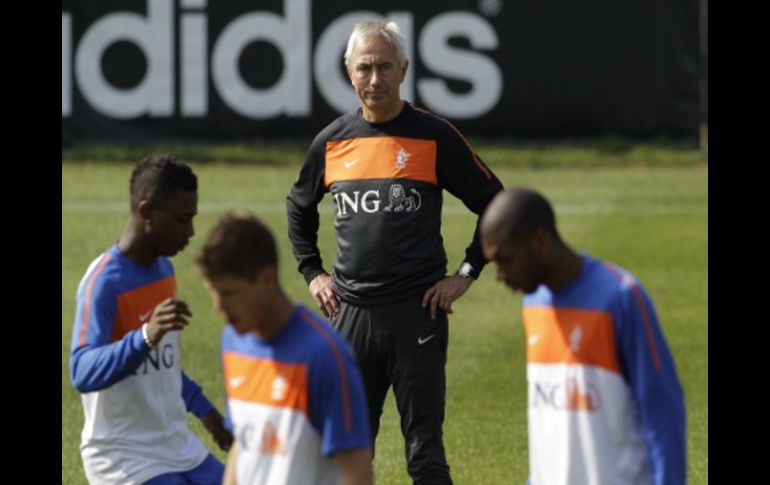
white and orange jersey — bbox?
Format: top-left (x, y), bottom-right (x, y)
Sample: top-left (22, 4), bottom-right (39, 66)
top-left (222, 305), bottom-right (370, 485)
top-left (523, 254), bottom-right (686, 485)
top-left (69, 245), bottom-right (211, 484)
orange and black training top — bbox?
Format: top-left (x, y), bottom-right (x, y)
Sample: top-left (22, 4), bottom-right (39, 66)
top-left (287, 102), bottom-right (503, 305)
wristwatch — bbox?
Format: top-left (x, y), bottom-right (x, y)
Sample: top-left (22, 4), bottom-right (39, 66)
top-left (456, 262), bottom-right (476, 279)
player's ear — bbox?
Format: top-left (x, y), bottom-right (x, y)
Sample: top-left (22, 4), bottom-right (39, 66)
top-left (258, 265), bottom-right (278, 286)
top-left (347, 65), bottom-right (355, 86)
top-left (401, 59), bottom-right (409, 79)
top-left (138, 199), bottom-right (153, 224)
top-left (532, 228), bottom-right (549, 254)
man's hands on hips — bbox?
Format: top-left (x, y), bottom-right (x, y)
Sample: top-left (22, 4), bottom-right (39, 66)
top-left (310, 273), bottom-right (339, 318)
top-left (422, 275), bottom-right (474, 319)
top-left (310, 272), bottom-right (472, 320)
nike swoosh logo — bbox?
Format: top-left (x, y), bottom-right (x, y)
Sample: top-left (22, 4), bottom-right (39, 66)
top-left (229, 376), bottom-right (247, 388)
top-left (417, 334), bottom-right (436, 345)
top-left (528, 335), bottom-right (540, 345)
top-left (139, 311), bottom-right (152, 323)
top-left (344, 158), bottom-right (360, 168)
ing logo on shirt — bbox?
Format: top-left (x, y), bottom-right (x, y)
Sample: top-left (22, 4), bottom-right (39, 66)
top-left (132, 343), bottom-right (175, 375)
top-left (260, 421), bottom-right (286, 455)
top-left (530, 377), bottom-right (601, 412)
top-left (237, 421), bottom-right (286, 455)
top-left (332, 184), bottom-right (422, 215)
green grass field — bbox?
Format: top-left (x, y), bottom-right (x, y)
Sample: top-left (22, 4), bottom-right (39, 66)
top-left (62, 150), bottom-right (707, 484)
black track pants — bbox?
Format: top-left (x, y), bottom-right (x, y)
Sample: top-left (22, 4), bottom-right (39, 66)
top-left (331, 296), bottom-right (452, 485)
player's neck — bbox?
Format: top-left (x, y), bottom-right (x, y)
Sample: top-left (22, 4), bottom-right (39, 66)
top-left (362, 99), bottom-right (404, 123)
top-left (118, 218), bottom-right (157, 267)
top-left (546, 246), bottom-right (583, 292)
top-left (253, 291), bottom-right (296, 341)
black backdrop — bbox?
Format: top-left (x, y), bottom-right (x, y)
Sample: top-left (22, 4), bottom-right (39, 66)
top-left (62, 0), bottom-right (699, 143)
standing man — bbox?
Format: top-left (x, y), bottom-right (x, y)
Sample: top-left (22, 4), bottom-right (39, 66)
top-left (286, 20), bottom-right (503, 484)
top-left (195, 212), bottom-right (373, 485)
top-left (69, 154), bottom-right (232, 484)
top-left (480, 187), bottom-right (686, 485)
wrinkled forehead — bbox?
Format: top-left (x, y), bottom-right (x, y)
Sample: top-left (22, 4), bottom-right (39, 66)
top-left (350, 35), bottom-right (399, 63)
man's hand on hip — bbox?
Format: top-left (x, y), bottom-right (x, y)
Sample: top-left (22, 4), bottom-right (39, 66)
top-left (422, 274), bottom-right (474, 320)
top-left (309, 273), bottom-right (340, 318)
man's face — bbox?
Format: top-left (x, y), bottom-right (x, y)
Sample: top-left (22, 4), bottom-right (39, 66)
top-left (204, 274), bottom-right (269, 335)
top-left (483, 235), bottom-right (544, 295)
top-left (146, 190), bottom-right (197, 257)
top-left (347, 36), bottom-right (406, 116)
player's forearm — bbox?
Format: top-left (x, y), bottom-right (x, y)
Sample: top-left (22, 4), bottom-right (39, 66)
top-left (286, 198), bottom-right (325, 281)
top-left (461, 224), bottom-right (490, 279)
top-left (181, 370), bottom-right (215, 418)
top-left (640, 375), bottom-right (687, 485)
top-left (621, 298), bottom-right (686, 485)
top-left (223, 443), bottom-right (239, 485)
top-left (646, 426), bottom-right (686, 485)
top-left (333, 448), bottom-right (373, 485)
top-left (447, 167), bottom-right (502, 279)
top-left (70, 329), bottom-right (149, 392)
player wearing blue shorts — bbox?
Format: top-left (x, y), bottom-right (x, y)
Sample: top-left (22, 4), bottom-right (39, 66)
top-left (69, 155), bottom-right (232, 484)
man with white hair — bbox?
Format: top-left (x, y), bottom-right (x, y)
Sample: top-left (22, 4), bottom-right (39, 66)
top-left (287, 21), bottom-right (503, 484)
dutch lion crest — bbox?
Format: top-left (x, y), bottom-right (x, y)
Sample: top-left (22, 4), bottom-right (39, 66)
top-left (384, 184), bottom-right (422, 212)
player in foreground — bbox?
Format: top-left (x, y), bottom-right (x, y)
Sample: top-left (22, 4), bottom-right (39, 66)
top-left (480, 187), bottom-right (686, 485)
top-left (69, 154), bottom-right (231, 484)
top-left (196, 211), bottom-right (373, 485)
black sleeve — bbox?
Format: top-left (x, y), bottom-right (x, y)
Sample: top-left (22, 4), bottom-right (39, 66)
top-left (436, 126), bottom-right (504, 279)
top-left (286, 134), bottom-right (329, 284)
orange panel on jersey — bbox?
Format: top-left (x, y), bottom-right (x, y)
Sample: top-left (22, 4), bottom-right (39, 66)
top-left (324, 136), bottom-right (437, 187)
top-left (113, 276), bottom-right (176, 342)
top-left (523, 306), bottom-right (620, 374)
top-left (223, 352), bottom-right (309, 415)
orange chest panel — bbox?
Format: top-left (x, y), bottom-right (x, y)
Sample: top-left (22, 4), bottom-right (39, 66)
top-left (523, 306), bottom-right (620, 375)
top-left (223, 352), bottom-right (309, 416)
top-left (112, 276), bottom-right (176, 342)
top-left (324, 136), bottom-right (437, 188)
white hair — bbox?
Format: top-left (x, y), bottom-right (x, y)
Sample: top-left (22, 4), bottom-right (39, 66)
top-left (343, 21), bottom-right (407, 68)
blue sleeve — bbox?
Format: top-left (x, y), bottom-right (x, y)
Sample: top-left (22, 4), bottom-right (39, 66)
top-left (69, 273), bottom-right (151, 393)
top-left (220, 329), bottom-right (233, 432)
top-left (615, 283), bottom-right (686, 485)
top-left (308, 335), bottom-right (371, 456)
top-left (223, 403), bottom-right (233, 432)
top-left (181, 370), bottom-right (215, 418)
